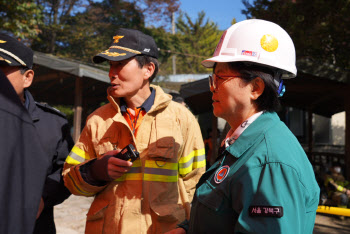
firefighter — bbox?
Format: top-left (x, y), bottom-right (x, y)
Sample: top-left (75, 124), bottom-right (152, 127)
top-left (324, 163), bottom-right (350, 208)
top-left (62, 28), bottom-right (206, 234)
top-left (167, 19), bottom-right (320, 234)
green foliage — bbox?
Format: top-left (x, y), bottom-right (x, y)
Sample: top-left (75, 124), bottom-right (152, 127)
top-left (173, 11), bottom-right (222, 74)
top-left (52, 0), bottom-right (145, 63)
top-left (0, 0), bottom-right (44, 40)
top-left (29, 0), bottom-right (179, 64)
top-left (54, 105), bottom-right (74, 124)
top-left (146, 27), bottom-right (174, 76)
top-left (242, 0), bottom-right (350, 83)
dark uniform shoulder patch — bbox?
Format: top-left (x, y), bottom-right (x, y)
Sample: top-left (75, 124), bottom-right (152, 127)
top-left (35, 102), bottom-right (67, 118)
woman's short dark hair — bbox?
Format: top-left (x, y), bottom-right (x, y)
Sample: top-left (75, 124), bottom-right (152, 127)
top-left (226, 62), bottom-right (281, 112)
top-left (134, 55), bottom-right (159, 83)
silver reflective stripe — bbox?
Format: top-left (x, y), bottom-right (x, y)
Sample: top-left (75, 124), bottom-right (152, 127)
top-left (128, 167), bottom-right (142, 174)
top-left (179, 154), bottom-right (206, 169)
top-left (144, 167), bottom-right (178, 176)
top-left (68, 151), bottom-right (85, 163)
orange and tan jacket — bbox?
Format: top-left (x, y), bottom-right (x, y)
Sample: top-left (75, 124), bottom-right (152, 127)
top-left (63, 85), bottom-right (205, 234)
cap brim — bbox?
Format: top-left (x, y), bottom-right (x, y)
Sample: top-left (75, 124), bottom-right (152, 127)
top-left (0, 52), bottom-right (22, 67)
top-left (92, 48), bottom-right (139, 64)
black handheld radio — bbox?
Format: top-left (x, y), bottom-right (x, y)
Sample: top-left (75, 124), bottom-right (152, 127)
top-left (115, 144), bottom-right (139, 162)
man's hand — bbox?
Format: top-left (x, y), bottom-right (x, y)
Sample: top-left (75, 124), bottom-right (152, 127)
top-left (36, 197), bottom-right (44, 219)
top-left (90, 150), bottom-right (133, 181)
top-left (105, 150), bottom-right (133, 179)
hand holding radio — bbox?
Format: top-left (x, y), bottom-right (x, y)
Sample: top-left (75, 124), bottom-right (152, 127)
top-left (89, 144), bottom-right (139, 181)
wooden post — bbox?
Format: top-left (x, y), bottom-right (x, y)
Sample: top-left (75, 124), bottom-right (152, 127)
top-left (73, 77), bottom-right (83, 142)
top-left (345, 90), bottom-right (350, 179)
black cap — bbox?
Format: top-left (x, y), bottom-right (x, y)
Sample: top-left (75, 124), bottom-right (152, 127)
top-left (0, 33), bottom-right (33, 69)
top-left (93, 28), bottom-right (158, 63)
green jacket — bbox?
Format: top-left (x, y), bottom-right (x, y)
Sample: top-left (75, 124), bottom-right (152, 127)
top-left (187, 112), bottom-right (319, 234)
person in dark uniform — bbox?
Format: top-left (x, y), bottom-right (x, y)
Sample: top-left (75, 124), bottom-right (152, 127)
top-left (0, 66), bottom-right (49, 233)
top-left (0, 33), bottom-right (74, 234)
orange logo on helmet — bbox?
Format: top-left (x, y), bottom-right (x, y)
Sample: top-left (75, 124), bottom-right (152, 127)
top-left (260, 34), bottom-right (278, 52)
top-left (113, 35), bottom-right (124, 43)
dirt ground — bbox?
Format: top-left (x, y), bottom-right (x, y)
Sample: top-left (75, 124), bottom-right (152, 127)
top-left (54, 195), bottom-right (350, 234)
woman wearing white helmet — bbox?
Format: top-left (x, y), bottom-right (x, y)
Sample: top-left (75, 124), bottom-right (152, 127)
top-left (166, 19), bottom-right (320, 234)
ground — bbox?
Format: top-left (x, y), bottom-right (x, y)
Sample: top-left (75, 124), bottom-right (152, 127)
top-left (54, 195), bottom-right (350, 233)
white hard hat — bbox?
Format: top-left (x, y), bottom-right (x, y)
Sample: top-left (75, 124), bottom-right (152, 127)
top-left (201, 19), bottom-right (297, 79)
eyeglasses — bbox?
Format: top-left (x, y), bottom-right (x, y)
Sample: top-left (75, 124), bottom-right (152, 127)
top-left (209, 74), bottom-right (246, 91)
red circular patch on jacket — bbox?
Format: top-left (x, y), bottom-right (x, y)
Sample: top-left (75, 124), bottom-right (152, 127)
top-left (214, 165), bottom-right (230, 184)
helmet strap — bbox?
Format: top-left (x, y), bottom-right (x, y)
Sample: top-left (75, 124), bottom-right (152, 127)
top-left (274, 71), bottom-right (285, 97)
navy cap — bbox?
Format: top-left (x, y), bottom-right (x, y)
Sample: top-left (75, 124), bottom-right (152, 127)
top-left (0, 33), bottom-right (33, 69)
top-left (93, 28), bottom-right (158, 63)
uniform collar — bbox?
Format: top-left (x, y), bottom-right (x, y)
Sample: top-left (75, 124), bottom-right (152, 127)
top-left (225, 112), bottom-right (280, 159)
top-left (24, 89), bottom-right (39, 121)
top-left (108, 85), bottom-right (172, 116)
top-left (120, 87), bottom-right (155, 113)
top-left (223, 111), bottom-right (263, 148)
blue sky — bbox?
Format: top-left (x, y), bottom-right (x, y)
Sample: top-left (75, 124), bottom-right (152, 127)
top-left (178, 0), bottom-right (252, 30)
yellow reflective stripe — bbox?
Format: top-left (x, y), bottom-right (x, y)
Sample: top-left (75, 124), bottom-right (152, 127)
top-left (179, 148), bottom-right (206, 175)
top-left (179, 164), bottom-right (204, 175)
top-left (71, 146), bottom-right (90, 159)
top-left (65, 155), bottom-right (82, 165)
top-left (115, 173), bottom-right (143, 181)
top-left (115, 159), bottom-right (179, 182)
top-left (67, 174), bottom-right (94, 196)
top-left (145, 160), bottom-right (178, 170)
top-left (193, 160), bottom-right (206, 169)
top-left (115, 173), bottom-right (178, 182)
top-left (144, 174), bottom-right (178, 182)
top-left (179, 148), bottom-right (205, 164)
top-left (115, 159), bottom-right (142, 181)
top-left (132, 158), bottom-right (141, 167)
top-left (145, 160), bottom-right (178, 181)
top-left (65, 146), bottom-right (90, 165)
top-left (337, 185), bottom-right (344, 192)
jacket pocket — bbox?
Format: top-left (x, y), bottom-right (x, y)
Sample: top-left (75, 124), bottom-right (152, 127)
top-left (150, 202), bottom-right (185, 223)
top-left (86, 205), bottom-right (108, 221)
top-left (148, 117), bottom-right (179, 161)
top-left (85, 202), bottom-right (109, 234)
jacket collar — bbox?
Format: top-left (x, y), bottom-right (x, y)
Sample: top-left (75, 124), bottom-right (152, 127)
top-left (24, 89), bottom-right (39, 122)
top-left (225, 112), bottom-right (280, 159)
top-left (107, 84), bottom-right (172, 117)
top-left (119, 87), bottom-right (155, 113)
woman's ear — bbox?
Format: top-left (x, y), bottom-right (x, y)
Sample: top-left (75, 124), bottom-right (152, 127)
top-left (23, 69), bottom-right (34, 88)
top-left (250, 77), bottom-right (265, 100)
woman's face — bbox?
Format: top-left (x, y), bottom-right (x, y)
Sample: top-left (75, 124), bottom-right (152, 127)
top-left (211, 63), bottom-right (257, 126)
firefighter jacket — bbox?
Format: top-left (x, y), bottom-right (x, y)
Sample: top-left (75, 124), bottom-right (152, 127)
top-left (63, 85), bottom-right (206, 234)
top-left (24, 90), bottom-right (74, 234)
top-left (186, 112), bottom-right (320, 234)
top-left (324, 172), bottom-right (350, 195)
